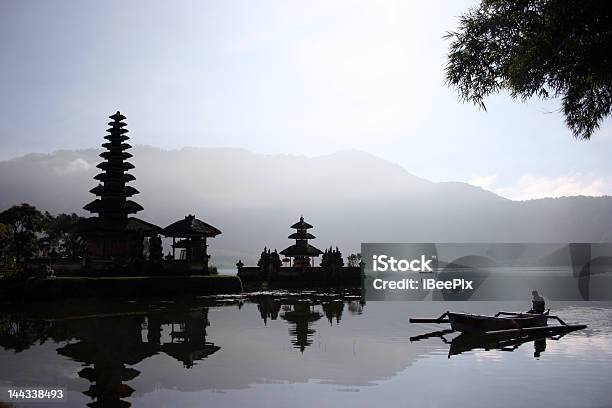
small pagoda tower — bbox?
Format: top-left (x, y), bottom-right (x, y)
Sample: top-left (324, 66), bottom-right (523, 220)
top-left (84, 111), bottom-right (142, 224)
top-left (280, 216), bottom-right (323, 268)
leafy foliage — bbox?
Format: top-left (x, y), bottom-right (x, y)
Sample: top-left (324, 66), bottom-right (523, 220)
top-left (0, 203), bottom-right (46, 263)
top-left (0, 222), bottom-right (13, 267)
top-left (346, 253), bottom-right (362, 267)
top-left (148, 234), bottom-right (163, 262)
top-left (0, 223), bottom-right (12, 247)
top-left (0, 205), bottom-right (87, 264)
top-left (321, 247), bottom-right (344, 270)
top-left (445, 0), bottom-right (612, 139)
top-left (258, 247), bottom-right (282, 270)
top-left (46, 212), bottom-right (87, 259)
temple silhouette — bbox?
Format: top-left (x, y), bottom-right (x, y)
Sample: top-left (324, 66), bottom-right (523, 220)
top-left (15, 109), bottom-right (360, 287)
top-left (164, 215), bottom-right (222, 271)
top-left (237, 216), bottom-right (361, 283)
top-left (72, 112), bottom-right (161, 264)
top-left (66, 111), bottom-right (222, 276)
top-left (280, 216), bottom-right (323, 268)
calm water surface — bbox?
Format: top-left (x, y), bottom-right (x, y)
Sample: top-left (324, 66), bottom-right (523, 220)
top-left (0, 293), bottom-right (611, 408)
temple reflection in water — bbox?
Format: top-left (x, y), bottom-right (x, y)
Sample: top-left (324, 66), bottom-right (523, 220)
top-left (0, 293), bottom-right (364, 407)
top-left (0, 308), bottom-right (218, 407)
top-left (0, 298), bottom-right (603, 408)
top-left (254, 294), bottom-right (364, 352)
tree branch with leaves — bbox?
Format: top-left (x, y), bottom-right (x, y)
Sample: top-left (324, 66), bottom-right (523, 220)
top-left (445, 0), bottom-right (612, 139)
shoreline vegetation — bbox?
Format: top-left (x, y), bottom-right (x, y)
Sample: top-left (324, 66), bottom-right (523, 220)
top-left (0, 273), bottom-right (363, 302)
top-left (0, 275), bottom-right (243, 301)
top-left (0, 201), bottom-right (364, 301)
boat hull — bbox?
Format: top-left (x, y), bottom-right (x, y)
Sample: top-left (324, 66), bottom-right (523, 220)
top-left (448, 312), bottom-right (548, 334)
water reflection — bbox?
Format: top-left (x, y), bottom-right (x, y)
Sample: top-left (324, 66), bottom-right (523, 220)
top-left (252, 293), bottom-right (365, 351)
top-left (281, 302), bottom-right (321, 352)
top-left (1, 307), bottom-right (219, 407)
top-left (410, 325), bottom-right (580, 359)
top-left (0, 293), bottom-right (365, 406)
top-left (0, 298), bottom-right (610, 408)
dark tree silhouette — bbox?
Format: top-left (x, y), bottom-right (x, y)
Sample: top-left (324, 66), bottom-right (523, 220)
top-left (445, 0), bottom-right (612, 139)
top-left (257, 247), bottom-right (270, 269)
top-left (347, 253), bottom-right (362, 267)
top-left (148, 234), bottom-right (163, 262)
top-left (0, 204), bottom-right (46, 263)
top-left (0, 222), bottom-right (13, 267)
top-left (321, 247), bottom-right (343, 270)
top-left (46, 213), bottom-right (87, 259)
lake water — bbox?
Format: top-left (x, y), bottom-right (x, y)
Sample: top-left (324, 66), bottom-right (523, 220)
top-left (1, 293), bottom-right (611, 408)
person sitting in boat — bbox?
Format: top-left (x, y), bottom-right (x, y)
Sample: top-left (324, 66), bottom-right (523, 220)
top-left (528, 290), bottom-right (545, 314)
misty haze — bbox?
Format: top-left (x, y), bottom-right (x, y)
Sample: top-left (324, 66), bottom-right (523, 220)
top-left (1, 146), bottom-right (611, 265)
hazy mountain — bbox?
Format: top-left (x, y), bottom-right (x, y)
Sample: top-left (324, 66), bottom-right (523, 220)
top-left (1, 146), bottom-right (611, 265)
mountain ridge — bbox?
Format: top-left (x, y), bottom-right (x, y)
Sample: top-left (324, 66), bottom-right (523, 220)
top-left (1, 146), bottom-right (611, 265)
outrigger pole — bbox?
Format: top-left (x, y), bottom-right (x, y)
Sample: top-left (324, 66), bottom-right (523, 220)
top-left (409, 312), bottom-right (450, 324)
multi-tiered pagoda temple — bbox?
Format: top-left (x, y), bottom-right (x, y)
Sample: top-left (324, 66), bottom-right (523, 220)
top-left (280, 216), bottom-right (323, 268)
top-left (84, 111), bottom-right (143, 223)
top-left (72, 111), bottom-right (161, 261)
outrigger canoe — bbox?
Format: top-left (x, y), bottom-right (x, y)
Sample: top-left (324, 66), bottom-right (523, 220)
top-left (409, 309), bottom-right (585, 337)
top-left (447, 311), bottom-right (548, 334)
top-left (409, 310), bottom-right (587, 358)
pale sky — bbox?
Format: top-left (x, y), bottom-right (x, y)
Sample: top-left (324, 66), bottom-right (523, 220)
top-left (1, 0), bottom-right (611, 200)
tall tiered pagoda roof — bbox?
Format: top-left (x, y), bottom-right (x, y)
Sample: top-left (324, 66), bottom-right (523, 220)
top-left (84, 111), bottom-right (143, 223)
top-left (70, 111), bottom-right (161, 237)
